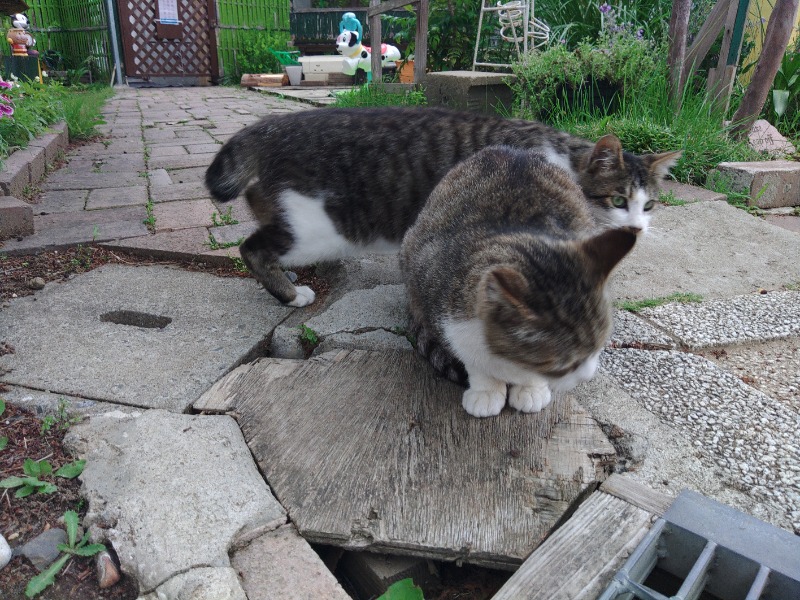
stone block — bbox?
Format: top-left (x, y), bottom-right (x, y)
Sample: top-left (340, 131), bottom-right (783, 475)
top-left (748, 119), bottom-right (796, 157)
top-left (26, 144), bottom-right (47, 187)
top-left (339, 552), bottom-right (437, 598)
top-left (29, 132), bottom-right (62, 164)
top-left (0, 150), bottom-right (31, 197)
top-left (659, 179), bottom-right (727, 203)
top-left (709, 161), bottom-right (800, 209)
top-left (0, 196), bottom-right (34, 239)
top-left (424, 71), bottom-right (516, 114)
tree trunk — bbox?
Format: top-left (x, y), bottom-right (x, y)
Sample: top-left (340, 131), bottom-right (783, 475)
top-left (730, 0), bottom-right (800, 138)
top-left (667, 0), bottom-right (692, 109)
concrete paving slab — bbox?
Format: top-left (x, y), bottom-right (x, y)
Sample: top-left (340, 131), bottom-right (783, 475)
top-left (33, 189), bottom-right (88, 214)
top-left (43, 171), bottom-right (144, 191)
top-left (151, 181), bottom-right (210, 202)
top-left (611, 202), bottom-right (800, 300)
top-left (185, 143), bottom-right (222, 154)
top-left (764, 214), bottom-right (800, 234)
top-left (660, 179), bottom-right (727, 203)
top-left (64, 410), bottom-right (286, 592)
top-left (104, 227), bottom-right (214, 261)
top-left (148, 154), bottom-right (216, 170)
top-left (167, 166), bottom-right (207, 184)
top-left (0, 265), bottom-right (292, 410)
top-left (609, 310), bottom-right (676, 349)
top-left (138, 568), bottom-right (246, 600)
top-left (640, 291), bottom-right (800, 349)
top-left (86, 185), bottom-right (148, 209)
top-left (209, 221), bottom-right (257, 245)
top-left (147, 169), bottom-right (173, 187)
top-left (0, 206), bottom-right (148, 253)
top-left (153, 198), bottom-right (218, 232)
top-left (231, 525), bottom-right (351, 599)
top-left (149, 145), bottom-right (188, 157)
top-left (599, 348), bottom-right (799, 532)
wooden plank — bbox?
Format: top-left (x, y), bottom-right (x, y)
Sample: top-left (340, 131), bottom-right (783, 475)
top-left (369, 0), bottom-right (382, 80)
top-left (414, 0), bottom-right (428, 82)
top-left (367, 0), bottom-right (418, 17)
top-left (492, 492), bottom-right (656, 600)
top-left (206, 349), bottom-right (616, 569)
top-left (682, 0), bottom-right (731, 85)
top-left (599, 474), bottom-right (673, 516)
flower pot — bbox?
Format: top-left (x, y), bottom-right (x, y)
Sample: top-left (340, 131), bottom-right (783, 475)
top-left (284, 65), bottom-right (303, 86)
top-left (398, 60), bottom-right (414, 84)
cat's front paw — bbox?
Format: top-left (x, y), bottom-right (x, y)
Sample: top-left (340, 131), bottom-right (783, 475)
top-left (508, 382), bottom-right (551, 413)
top-left (287, 285), bottom-right (316, 307)
top-left (462, 388), bottom-right (506, 418)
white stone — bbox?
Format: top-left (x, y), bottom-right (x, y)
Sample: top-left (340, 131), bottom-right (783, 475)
top-left (0, 534), bottom-right (12, 569)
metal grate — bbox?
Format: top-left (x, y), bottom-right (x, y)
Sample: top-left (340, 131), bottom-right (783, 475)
top-left (599, 490), bottom-right (800, 600)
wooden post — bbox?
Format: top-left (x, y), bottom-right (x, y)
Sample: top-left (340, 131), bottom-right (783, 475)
top-left (369, 0), bottom-right (382, 81)
top-left (707, 0), bottom-right (749, 114)
top-left (414, 0), bottom-right (429, 83)
top-left (681, 0), bottom-right (732, 87)
top-left (667, 0), bottom-right (692, 109)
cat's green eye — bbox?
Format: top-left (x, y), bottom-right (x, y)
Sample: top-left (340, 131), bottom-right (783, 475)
top-left (611, 196), bottom-right (627, 208)
top-left (643, 200), bottom-right (655, 211)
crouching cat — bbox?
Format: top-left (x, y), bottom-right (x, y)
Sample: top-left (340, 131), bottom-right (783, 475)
top-left (400, 146), bottom-right (638, 417)
top-left (205, 107), bottom-right (679, 307)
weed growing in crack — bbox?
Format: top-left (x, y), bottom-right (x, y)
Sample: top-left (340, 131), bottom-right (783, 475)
top-left (206, 233), bottom-right (243, 250)
top-left (211, 206), bottom-right (239, 227)
top-left (143, 198), bottom-right (156, 231)
top-left (616, 292), bottom-right (703, 312)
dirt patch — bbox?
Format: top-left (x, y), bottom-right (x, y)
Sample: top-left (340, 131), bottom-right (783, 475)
top-left (0, 402), bottom-right (139, 599)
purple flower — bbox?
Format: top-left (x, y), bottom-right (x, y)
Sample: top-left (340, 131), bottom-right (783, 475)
top-left (0, 103), bottom-right (14, 117)
top-left (0, 80), bottom-right (12, 90)
top-left (636, 28), bottom-right (644, 39)
top-left (560, 38), bottom-right (567, 44)
top-left (599, 3), bottom-right (612, 13)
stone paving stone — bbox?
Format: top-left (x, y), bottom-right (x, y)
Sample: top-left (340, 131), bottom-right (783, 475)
top-left (0, 196), bottom-right (33, 239)
top-left (600, 348), bottom-right (800, 533)
top-left (66, 154), bottom-right (147, 173)
top-left (185, 143), bottom-right (222, 154)
top-left (168, 166), bottom-right (207, 184)
top-left (231, 525), bottom-right (350, 599)
top-left (208, 220), bottom-right (257, 244)
top-left (660, 179), bottom-right (727, 203)
top-left (148, 169), bottom-right (173, 187)
top-left (151, 181), bottom-right (210, 202)
top-left (148, 145), bottom-right (188, 157)
top-left (0, 206), bottom-right (148, 253)
top-left (153, 198), bottom-right (217, 232)
top-left (43, 171), bottom-right (144, 191)
top-left (63, 410), bottom-right (286, 592)
top-left (209, 133), bottom-right (234, 143)
top-left (32, 189), bottom-right (88, 214)
top-left (140, 568), bottom-right (246, 600)
top-left (104, 139), bottom-right (145, 154)
top-left (639, 290), bottom-right (800, 349)
top-left (86, 185), bottom-right (148, 209)
top-left (1, 265), bottom-right (292, 409)
top-left (710, 161), bottom-right (800, 209)
top-left (764, 214), bottom-right (800, 234)
top-left (149, 154), bottom-right (216, 170)
top-left (105, 227), bottom-right (213, 260)
top-left (143, 128), bottom-right (177, 142)
top-left (0, 149), bottom-right (31, 197)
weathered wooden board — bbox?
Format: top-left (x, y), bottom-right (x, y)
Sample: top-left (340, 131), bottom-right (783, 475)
top-left (195, 349), bottom-right (616, 569)
top-left (492, 491), bottom-right (657, 599)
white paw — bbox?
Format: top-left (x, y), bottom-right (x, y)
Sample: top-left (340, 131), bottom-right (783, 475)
top-left (508, 382), bottom-right (552, 413)
top-left (462, 388), bottom-right (506, 418)
top-left (287, 285), bottom-right (316, 307)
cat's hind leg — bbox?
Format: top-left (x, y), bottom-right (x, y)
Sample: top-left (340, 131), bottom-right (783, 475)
top-left (461, 370), bottom-right (507, 418)
top-left (240, 227), bottom-right (316, 307)
top-left (508, 376), bottom-right (552, 413)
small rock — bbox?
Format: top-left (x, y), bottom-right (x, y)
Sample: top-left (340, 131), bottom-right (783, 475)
top-left (19, 528), bottom-right (67, 571)
top-left (28, 277), bottom-right (46, 290)
top-left (96, 550), bottom-right (121, 589)
top-left (0, 534), bottom-right (12, 570)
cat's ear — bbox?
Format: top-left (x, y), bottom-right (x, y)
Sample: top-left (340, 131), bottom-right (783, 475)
top-left (644, 150), bottom-right (682, 179)
top-left (587, 134), bottom-right (623, 174)
top-left (480, 267), bottom-right (534, 316)
top-left (580, 227), bottom-right (638, 278)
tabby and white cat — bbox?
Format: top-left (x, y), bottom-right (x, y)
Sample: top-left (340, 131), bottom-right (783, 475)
top-left (205, 107), bottom-right (679, 307)
top-left (400, 146), bottom-right (639, 417)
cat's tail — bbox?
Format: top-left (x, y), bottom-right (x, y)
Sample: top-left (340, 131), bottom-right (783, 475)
top-left (411, 320), bottom-right (468, 386)
top-left (204, 132), bottom-right (258, 202)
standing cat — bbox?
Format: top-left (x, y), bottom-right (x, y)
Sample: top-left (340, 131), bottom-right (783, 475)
top-left (205, 107), bottom-right (678, 306)
top-left (400, 146), bottom-right (637, 417)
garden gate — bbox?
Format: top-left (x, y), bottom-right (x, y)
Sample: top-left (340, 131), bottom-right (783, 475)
top-left (116, 0), bottom-right (219, 83)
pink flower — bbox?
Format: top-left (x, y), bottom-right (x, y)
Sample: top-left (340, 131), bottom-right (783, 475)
top-left (0, 103), bottom-right (13, 117)
top-left (0, 80), bottom-right (12, 90)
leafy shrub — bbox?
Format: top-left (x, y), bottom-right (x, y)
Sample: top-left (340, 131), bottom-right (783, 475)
top-left (234, 30), bottom-right (292, 76)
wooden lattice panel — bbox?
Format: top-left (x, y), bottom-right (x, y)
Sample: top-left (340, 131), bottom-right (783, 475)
top-left (117, 0), bottom-right (218, 79)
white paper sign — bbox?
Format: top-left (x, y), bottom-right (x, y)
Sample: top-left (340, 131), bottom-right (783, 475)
top-left (158, 0), bottom-right (179, 24)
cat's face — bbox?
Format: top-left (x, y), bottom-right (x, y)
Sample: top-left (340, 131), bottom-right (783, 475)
top-left (578, 135), bottom-right (682, 233)
top-left (477, 227), bottom-right (638, 381)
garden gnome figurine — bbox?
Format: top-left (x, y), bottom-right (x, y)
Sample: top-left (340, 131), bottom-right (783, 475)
top-left (339, 12), bottom-right (363, 42)
top-left (7, 14), bottom-right (37, 57)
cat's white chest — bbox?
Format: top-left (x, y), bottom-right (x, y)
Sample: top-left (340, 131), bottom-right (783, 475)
top-left (277, 189), bottom-right (398, 266)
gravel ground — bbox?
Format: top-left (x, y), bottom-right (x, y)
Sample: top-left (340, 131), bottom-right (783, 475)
top-left (600, 348), bottom-right (800, 534)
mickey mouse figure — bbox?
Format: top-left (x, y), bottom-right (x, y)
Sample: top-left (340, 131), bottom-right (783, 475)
top-left (7, 13), bottom-right (38, 57)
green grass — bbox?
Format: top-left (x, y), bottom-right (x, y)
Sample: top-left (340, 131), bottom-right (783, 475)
top-left (331, 84), bottom-right (427, 108)
top-left (658, 190), bottom-right (687, 206)
top-left (61, 84), bottom-right (114, 140)
top-left (617, 292), bottom-right (703, 312)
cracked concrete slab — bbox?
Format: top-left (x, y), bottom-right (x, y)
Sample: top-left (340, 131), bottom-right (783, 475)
top-left (639, 291), bottom-right (800, 349)
top-left (609, 310), bottom-right (676, 349)
top-left (64, 410), bottom-right (286, 593)
top-left (137, 568), bottom-right (246, 600)
top-left (610, 202), bottom-right (800, 300)
top-left (0, 264), bottom-right (292, 410)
